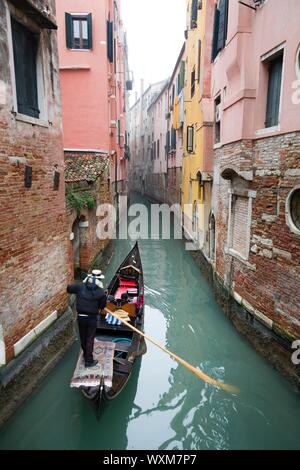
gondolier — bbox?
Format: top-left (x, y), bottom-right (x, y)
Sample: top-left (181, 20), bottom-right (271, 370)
top-left (67, 270), bottom-right (107, 368)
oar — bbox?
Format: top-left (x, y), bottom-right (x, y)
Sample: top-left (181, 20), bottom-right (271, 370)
top-left (106, 309), bottom-right (240, 394)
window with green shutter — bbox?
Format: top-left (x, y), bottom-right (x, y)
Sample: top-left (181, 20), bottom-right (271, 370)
top-left (190, 0), bottom-right (198, 29)
top-left (166, 131), bottom-right (170, 155)
top-left (171, 128), bottom-right (176, 151)
top-left (197, 40), bottom-right (202, 82)
top-left (11, 18), bottom-right (39, 119)
top-left (265, 53), bottom-right (283, 128)
top-left (65, 13), bottom-right (92, 50)
top-left (211, 0), bottom-right (228, 62)
top-left (217, 0), bottom-right (228, 53)
top-left (107, 21), bottom-right (114, 62)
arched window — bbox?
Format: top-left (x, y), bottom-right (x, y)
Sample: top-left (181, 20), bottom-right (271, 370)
top-left (286, 186), bottom-right (300, 235)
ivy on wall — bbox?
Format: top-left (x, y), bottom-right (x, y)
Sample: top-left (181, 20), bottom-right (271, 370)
top-left (66, 190), bottom-right (96, 216)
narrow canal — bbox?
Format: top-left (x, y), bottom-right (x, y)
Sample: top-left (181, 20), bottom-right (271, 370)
top-left (1, 196), bottom-right (300, 450)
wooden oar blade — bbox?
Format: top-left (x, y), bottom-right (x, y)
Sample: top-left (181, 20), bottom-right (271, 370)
top-left (108, 309), bottom-right (240, 395)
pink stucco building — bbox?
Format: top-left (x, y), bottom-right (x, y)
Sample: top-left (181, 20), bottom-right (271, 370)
top-left (57, 0), bottom-right (130, 195)
top-left (209, 0), bottom-right (300, 385)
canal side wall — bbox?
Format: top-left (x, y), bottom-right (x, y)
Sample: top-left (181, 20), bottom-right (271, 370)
top-left (0, 239), bottom-right (114, 428)
top-left (189, 247), bottom-right (300, 391)
top-left (0, 307), bottom-right (76, 428)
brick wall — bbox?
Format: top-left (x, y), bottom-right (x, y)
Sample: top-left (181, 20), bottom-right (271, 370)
top-left (214, 132), bottom-right (300, 341)
top-left (65, 162), bottom-right (112, 275)
top-left (0, 1), bottom-right (71, 362)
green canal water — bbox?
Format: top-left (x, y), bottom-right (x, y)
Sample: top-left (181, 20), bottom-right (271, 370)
top-left (1, 196), bottom-right (300, 450)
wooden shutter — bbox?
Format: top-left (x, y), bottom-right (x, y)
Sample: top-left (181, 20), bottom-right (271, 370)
top-left (265, 55), bottom-right (283, 128)
top-left (197, 40), bottom-right (202, 82)
top-left (65, 13), bottom-right (72, 48)
top-left (191, 0), bottom-right (198, 29)
top-left (211, 5), bottom-right (220, 61)
top-left (11, 18), bottom-right (39, 119)
top-left (87, 13), bottom-right (92, 49)
top-left (217, 0), bottom-right (229, 53)
top-left (171, 128), bottom-right (176, 150)
top-left (166, 131), bottom-right (170, 154)
top-left (107, 20), bottom-right (114, 62)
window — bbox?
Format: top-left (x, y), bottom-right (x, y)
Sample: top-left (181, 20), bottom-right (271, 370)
top-left (286, 186), bottom-right (300, 235)
top-left (177, 61), bottom-right (185, 95)
top-left (211, 0), bottom-right (229, 61)
top-left (191, 69), bottom-right (196, 98)
top-left (197, 40), bottom-right (202, 82)
top-left (227, 183), bottom-right (256, 261)
top-left (187, 126), bottom-right (194, 153)
top-left (171, 128), bottom-right (176, 151)
top-left (166, 131), bottom-right (170, 155)
top-left (65, 13), bottom-right (92, 50)
top-left (190, 0), bottom-right (198, 29)
top-left (231, 196), bottom-right (249, 258)
top-left (153, 141), bottom-right (156, 160)
top-left (107, 20), bottom-right (114, 62)
top-left (11, 18), bottom-right (39, 119)
top-left (117, 119), bottom-right (121, 145)
top-left (214, 95), bottom-right (221, 144)
top-left (157, 139), bottom-right (160, 159)
top-left (265, 52), bottom-right (283, 128)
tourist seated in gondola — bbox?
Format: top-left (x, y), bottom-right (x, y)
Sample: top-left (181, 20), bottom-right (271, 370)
top-left (67, 270), bottom-right (107, 368)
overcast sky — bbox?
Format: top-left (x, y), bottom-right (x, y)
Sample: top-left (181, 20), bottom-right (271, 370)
top-left (121, 0), bottom-right (186, 105)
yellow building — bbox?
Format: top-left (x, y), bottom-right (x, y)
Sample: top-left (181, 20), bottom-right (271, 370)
top-left (182, 0), bottom-right (215, 258)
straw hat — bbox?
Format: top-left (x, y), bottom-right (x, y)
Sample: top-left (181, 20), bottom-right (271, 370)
top-left (115, 309), bottom-right (131, 322)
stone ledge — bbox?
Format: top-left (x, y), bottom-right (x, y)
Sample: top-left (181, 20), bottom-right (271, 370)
top-left (187, 243), bottom-right (300, 391)
top-left (0, 308), bottom-right (76, 428)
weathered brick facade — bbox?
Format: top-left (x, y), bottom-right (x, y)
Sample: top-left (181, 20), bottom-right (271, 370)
top-left (214, 132), bottom-right (300, 344)
top-left (143, 168), bottom-right (182, 206)
top-left (0, 0), bottom-right (71, 363)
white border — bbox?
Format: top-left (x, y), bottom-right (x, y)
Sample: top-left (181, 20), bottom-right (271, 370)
top-left (286, 185), bottom-right (300, 236)
top-left (259, 42), bottom-right (286, 133)
top-left (5, 1), bottom-right (48, 126)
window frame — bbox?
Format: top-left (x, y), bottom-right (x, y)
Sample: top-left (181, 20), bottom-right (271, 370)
top-left (227, 187), bottom-right (257, 262)
top-left (190, 0), bottom-right (198, 30)
top-left (6, 5), bottom-right (48, 127)
top-left (187, 125), bottom-right (194, 153)
top-left (265, 52), bottom-right (284, 129)
top-left (71, 16), bottom-right (89, 50)
top-left (286, 185), bottom-right (300, 236)
top-left (66, 12), bottom-right (92, 51)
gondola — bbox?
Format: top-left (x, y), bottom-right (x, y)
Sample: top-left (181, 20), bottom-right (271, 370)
top-left (70, 242), bottom-right (146, 413)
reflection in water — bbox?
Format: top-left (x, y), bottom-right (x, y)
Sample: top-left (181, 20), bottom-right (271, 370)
top-left (0, 194), bottom-right (300, 450)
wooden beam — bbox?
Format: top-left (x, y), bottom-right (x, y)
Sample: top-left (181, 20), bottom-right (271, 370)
top-left (8, 0), bottom-right (57, 29)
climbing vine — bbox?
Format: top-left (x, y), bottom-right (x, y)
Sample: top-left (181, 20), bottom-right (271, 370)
top-left (66, 190), bottom-right (96, 215)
